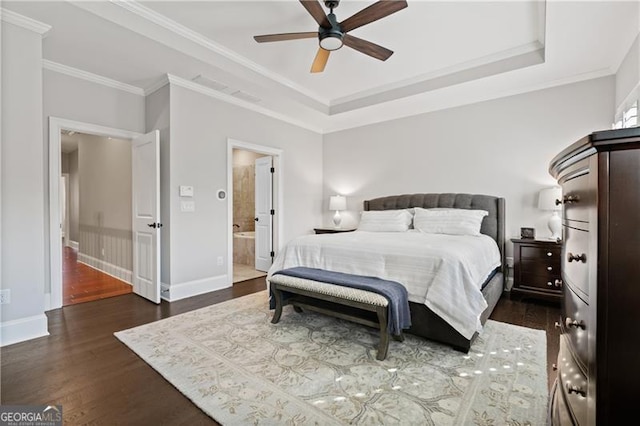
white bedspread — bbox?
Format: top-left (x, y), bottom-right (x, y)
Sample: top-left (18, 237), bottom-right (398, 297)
top-left (267, 230), bottom-right (501, 339)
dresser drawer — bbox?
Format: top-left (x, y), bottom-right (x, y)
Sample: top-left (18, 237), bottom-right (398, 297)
top-left (562, 282), bottom-right (589, 370)
top-left (550, 378), bottom-right (578, 426)
top-left (562, 225), bottom-right (589, 300)
top-left (557, 336), bottom-right (588, 426)
top-left (559, 161), bottom-right (594, 224)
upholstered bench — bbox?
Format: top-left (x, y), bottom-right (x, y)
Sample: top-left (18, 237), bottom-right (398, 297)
top-left (269, 274), bottom-right (404, 361)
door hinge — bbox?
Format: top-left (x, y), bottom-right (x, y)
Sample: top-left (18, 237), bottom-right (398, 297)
top-left (270, 209), bottom-right (275, 215)
top-left (270, 167), bottom-right (275, 173)
top-left (270, 251), bottom-right (275, 258)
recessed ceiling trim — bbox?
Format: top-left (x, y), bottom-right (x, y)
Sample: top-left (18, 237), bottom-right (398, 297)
top-left (331, 39), bottom-right (546, 115)
top-left (0, 7), bottom-right (52, 36)
top-left (42, 60), bottom-right (145, 96)
top-left (111, 0), bottom-right (330, 106)
top-left (166, 74), bottom-right (321, 134)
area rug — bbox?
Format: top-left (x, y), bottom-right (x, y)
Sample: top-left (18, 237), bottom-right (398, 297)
top-left (114, 290), bottom-right (548, 425)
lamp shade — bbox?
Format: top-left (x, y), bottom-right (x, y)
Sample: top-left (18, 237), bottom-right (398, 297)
top-left (538, 187), bottom-right (562, 211)
top-left (329, 195), bottom-right (347, 211)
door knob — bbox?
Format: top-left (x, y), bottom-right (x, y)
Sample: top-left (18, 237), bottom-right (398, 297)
top-left (255, 217), bottom-right (259, 222)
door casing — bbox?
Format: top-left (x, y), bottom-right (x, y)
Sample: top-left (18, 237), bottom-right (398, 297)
top-left (226, 139), bottom-right (283, 283)
top-left (48, 117), bottom-right (143, 310)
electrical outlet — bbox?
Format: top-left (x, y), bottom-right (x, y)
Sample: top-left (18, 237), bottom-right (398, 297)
top-left (217, 256), bottom-right (224, 266)
top-left (506, 257), bottom-right (514, 268)
top-left (0, 289), bottom-right (10, 304)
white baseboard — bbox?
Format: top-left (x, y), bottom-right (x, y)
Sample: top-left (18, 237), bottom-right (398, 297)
top-left (161, 274), bottom-right (230, 302)
top-left (69, 240), bottom-right (79, 250)
top-left (0, 314), bottom-right (49, 347)
top-left (78, 253), bottom-right (132, 285)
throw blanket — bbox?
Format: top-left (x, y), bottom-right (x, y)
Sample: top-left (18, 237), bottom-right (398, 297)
top-left (270, 267), bottom-right (411, 336)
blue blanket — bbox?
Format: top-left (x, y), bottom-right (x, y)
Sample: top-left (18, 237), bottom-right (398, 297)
top-left (270, 267), bottom-right (411, 336)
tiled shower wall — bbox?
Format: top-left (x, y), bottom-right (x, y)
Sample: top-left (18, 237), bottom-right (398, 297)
top-left (232, 164), bottom-right (256, 232)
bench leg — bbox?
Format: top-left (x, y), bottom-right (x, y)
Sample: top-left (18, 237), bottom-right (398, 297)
top-left (376, 306), bottom-right (389, 361)
top-left (271, 286), bottom-right (284, 324)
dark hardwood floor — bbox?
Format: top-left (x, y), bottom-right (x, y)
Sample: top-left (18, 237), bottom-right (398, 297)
top-left (1, 280), bottom-right (559, 425)
top-left (63, 246), bottom-right (132, 305)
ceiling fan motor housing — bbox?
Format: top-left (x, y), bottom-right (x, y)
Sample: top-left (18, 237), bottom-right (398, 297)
top-left (319, 12), bottom-right (344, 50)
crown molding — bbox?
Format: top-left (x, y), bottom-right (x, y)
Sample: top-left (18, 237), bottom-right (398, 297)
top-left (42, 60), bottom-right (145, 96)
top-left (112, 1), bottom-right (329, 106)
top-left (165, 74), bottom-right (322, 134)
top-left (0, 8), bottom-right (51, 36)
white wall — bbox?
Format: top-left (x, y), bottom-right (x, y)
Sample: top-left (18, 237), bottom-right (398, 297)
top-left (615, 34), bottom-right (640, 112)
top-left (0, 21), bottom-right (48, 345)
top-left (162, 83), bottom-right (323, 299)
top-left (323, 77), bottom-right (615, 258)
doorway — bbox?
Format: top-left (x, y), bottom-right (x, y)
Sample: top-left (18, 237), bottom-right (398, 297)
top-left (49, 118), bottom-right (161, 310)
top-left (59, 130), bottom-right (133, 305)
top-left (227, 139), bottom-right (283, 284)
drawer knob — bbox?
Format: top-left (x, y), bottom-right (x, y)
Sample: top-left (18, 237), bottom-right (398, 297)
top-left (554, 321), bottom-right (562, 329)
top-left (565, 317), bottom-right (586, 330)
top-left (547, 281), bottom-right (553, 286)
top-left (554, 279), bottom-right (563, 288)
top-left (565, 383), bottom-right (586, 397)
top-left (555, 198), bottom-right (562, 206)
top-left (547, 266), bottom-right (553, 271)
top-left (547, 252), bottom-right (553, 257)
top-left (552, 363), bottom-right (558, 371)
top-left (567, 252), bottom-right (587, 263)
top-left (563, 195), bottom-right (580, 204)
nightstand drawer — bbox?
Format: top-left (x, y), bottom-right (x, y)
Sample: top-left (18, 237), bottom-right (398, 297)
top-left (520, 259), bottom-right (560, 277)
top-left (520, 245), bottom-right (561, 260)
top-left (519, 273), bottom-right (562, 292)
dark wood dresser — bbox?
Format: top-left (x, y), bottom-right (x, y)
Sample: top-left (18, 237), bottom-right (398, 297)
top-left (511, 238), bottom-right (562, 302)
top-left (548, 127), bottom-right (640, 425)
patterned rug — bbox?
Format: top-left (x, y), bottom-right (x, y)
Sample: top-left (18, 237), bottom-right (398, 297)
top-left (115, 290), bottom-right (548, 425)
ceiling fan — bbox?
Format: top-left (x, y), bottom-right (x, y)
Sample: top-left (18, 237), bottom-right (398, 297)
top-left (254, 0), bottom-right (408, 73)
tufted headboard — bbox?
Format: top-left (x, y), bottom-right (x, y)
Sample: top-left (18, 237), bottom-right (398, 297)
top-left (364, 193), bottom-right (506, 269)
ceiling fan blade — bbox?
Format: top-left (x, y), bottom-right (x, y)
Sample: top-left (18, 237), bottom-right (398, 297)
top-left (299, 0), bottom-right (330, 28)
top-left (343, 34), bottom-right (393, 61)
top-left (340, 0), bottom-right (408, 33)
top-left (254, 32), bottom-right (317, 43)
top-left (310, 48), bottom-right (330, 73)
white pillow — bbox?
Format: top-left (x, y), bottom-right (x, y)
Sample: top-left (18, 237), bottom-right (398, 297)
top-left (413, 207), bottom-right (488, 236)
top-left (357, 209), bottom-right (413, 232)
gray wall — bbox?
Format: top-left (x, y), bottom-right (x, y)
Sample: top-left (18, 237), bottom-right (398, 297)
top-left (1, 22), bottom-right (46, 331)
top-left (165, 84), bottom-right (323, 290)
top-left (615, 34), bottom-right (639, 110)
top-left (323, 77), bottom-right (615, 258)
top-left (77, 134), bottom-right (132, 272)
top-left (69, 150), bottom-right (79, 242)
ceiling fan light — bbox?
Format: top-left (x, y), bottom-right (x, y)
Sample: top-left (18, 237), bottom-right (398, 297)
top-left (319, 33), bottom-right (343, 51)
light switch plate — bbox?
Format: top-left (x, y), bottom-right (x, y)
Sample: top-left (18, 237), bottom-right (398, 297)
top-left (179, 185), bottom-right (194, 197)
top-left (181, 200), bottom-right (195, 212)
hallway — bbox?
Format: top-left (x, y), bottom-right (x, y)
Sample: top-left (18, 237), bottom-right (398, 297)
top-left (63, 246), bottom-right (132, 305)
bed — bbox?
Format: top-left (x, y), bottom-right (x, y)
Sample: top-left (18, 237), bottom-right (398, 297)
top-left (267, 193), bottom-right (506, 352)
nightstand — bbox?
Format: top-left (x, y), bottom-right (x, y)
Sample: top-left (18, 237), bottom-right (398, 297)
top-left (511, 238), bottom-right (562, 303)
top-left (313, 228), bottom-right (356, 234)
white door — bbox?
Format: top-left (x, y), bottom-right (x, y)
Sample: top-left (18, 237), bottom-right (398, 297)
top-left (255, 156), bottom-right (273, 272)
top-left (132, 130), bottom-right (161, 303)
